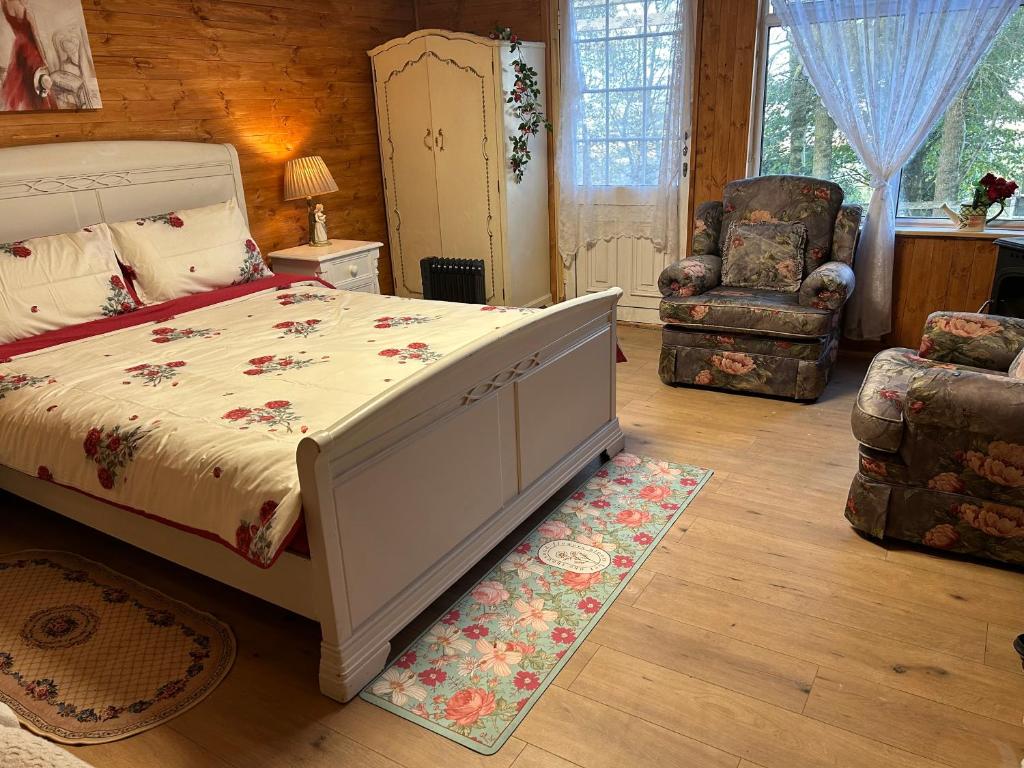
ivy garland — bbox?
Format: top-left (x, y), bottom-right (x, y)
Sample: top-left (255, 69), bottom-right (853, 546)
top-left (491, 26), bottom-right (552, 183)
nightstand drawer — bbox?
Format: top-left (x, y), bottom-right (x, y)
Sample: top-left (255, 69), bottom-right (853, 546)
top-left (321, 252), bottom-right (375, 286)
top-left (333, 275), bottom-right (377, 294)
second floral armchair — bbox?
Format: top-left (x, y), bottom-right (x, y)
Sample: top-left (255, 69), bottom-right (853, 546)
top-left (658, 175), bottom-right (862, 400)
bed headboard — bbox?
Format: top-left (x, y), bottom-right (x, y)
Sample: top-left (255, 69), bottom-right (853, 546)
top-left (0, 141), bottom-right (248, 243)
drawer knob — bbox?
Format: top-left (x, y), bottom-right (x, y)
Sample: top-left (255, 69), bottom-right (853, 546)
top-left (350, 264), bottom-right (359, 277)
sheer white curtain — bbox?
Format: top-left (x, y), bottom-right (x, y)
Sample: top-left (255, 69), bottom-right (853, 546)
top-left (556, 0), bottom-right (693, 267)
top-left (774, 0), bottom-right (1018, 340)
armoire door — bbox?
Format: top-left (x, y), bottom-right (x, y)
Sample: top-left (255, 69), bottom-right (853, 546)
top-left (425, 38), bottom-right (504, 304)
top-left (378, 50), bottom-right (442, 297)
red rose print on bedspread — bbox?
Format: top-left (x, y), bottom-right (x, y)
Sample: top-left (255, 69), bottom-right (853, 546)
top-left (242, 354), bottom-right (320, 375)
top-left (373, 315), bottom-right (437, 329)
top-left (234, 239), bottom-right (267, 285)
top-left (124, 361), bottom-right (186, 387)
top-left (222, 400), bottom-right (299, 432)
top-left (0, 372), bottom-right (53, 400)
top-left (235, 499), bottom-right (280, 564)
top-left (83, 423), bottom-right (149, 489)
top-left (378, 342), bottom-right (442, 364)
top-left (276, 291), bottom-right (335, 306)
top-left (150, 327), bottom-right (219, 344)
top-left (274, 319), bottom-right (321, 338)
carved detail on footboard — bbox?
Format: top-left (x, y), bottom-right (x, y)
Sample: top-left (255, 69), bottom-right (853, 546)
top-left (462, 353), bottom-right (541, 405)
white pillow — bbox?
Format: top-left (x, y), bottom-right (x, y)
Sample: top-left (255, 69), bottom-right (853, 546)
top-left (0, 224), bottom-right (138, 344)
top-left (107, 199), bottom-right (271, 304)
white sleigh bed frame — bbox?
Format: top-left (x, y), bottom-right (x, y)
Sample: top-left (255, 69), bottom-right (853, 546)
top-left (0, 141), bottom-right (624, 701)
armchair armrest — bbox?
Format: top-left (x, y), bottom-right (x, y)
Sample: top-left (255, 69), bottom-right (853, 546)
top-left (692, 201), bottom-right (724, 255)
top-left (918, 312), bottom-right (1024, 371)
top-left (905, 366), bottom-right (1024, 441)
top-left (798, 261), bottom-right (855, 311)
top-left (658, 254), bottom-right (722, 298)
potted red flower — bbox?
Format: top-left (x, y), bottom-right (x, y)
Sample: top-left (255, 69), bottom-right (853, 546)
top-left (958, 173), bottom-right (1019, 231)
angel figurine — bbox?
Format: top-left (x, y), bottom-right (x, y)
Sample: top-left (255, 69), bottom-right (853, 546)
top-left (311, 203), bottom-right (329, 246)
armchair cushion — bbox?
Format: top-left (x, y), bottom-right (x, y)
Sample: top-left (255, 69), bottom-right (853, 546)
top-left (721, 175), bottom-right (844, 276)
top-left (658, 254), bottom-right (722, 298)
top-left (692, 201), bottom-right (724, 255)
top-left (905, 366), bottom-right (1024, 440)
top-left (721, 220), bottom-right (806, 292)
top-left (831, 204), bottom-right (862, 265)
top-left (918, 311), bottom-right (1024, 371)
top-left (660, 286), bottom-right (838, 338)
top-left (799, 261), bottom-right (855, 311)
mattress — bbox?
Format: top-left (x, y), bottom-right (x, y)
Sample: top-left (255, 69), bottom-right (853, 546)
top-left (0, 275), bottom-right (540, 566)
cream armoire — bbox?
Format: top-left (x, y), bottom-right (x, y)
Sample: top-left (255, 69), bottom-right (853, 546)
top-left (368, 30), bottom-right (551, 307)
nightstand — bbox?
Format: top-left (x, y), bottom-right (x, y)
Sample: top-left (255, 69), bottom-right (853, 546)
top-left (269, 240), bottom-right (383, 294)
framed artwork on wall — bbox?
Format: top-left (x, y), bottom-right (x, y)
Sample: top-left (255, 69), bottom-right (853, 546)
top-left (0, 0), bottom-right (100, 112)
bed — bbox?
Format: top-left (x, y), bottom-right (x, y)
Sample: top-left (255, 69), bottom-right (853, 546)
top-left (0, 140), bottom-right (624, 702)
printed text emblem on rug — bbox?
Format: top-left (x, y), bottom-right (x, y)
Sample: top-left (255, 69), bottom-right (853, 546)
top-left (360, 454), bottom-right (712, 754)
top-left (0, 550), bottom-right (235, 744)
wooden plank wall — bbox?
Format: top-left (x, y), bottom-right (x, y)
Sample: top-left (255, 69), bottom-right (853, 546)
top-left (887, 236), bottom-right (998, 348)
top-left (414, 0), bottom-right (546, 40)
top-left (0, 0), bottom-right (417, 294)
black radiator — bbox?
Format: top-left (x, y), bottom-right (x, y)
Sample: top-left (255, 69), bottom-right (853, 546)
top-left (420, 257), bottom-right (487, 304)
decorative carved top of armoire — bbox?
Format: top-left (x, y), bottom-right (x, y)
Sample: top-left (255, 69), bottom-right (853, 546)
top-left (368, 30), bottom-right (551, 307)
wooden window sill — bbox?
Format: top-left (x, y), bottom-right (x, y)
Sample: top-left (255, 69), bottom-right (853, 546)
top-left (895, 225), bottom-right (1023, 240)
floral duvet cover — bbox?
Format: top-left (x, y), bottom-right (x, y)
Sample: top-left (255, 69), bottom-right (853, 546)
top-left (0, 276), bottom-right (538, 567)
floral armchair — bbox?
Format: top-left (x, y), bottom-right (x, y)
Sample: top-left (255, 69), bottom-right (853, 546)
top-left (658, 175), bottom-right (861, 400)
top-left (847, 311), bottom-right (1024, 565)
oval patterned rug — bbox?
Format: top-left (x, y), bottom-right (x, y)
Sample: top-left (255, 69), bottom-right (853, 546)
top-left (0, 550), bottom-right (235, 744)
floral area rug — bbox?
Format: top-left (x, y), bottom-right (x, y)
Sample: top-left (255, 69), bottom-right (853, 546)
top-left (360, 454), bottom-right (712, 754)
top-left (0, 550), bottom-right (235, 744)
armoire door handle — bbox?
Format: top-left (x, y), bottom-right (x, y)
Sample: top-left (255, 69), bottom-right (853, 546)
top-left (423, 128), bottom-right (432, 150)
top-left (438, 128), bottom-right (445, 151)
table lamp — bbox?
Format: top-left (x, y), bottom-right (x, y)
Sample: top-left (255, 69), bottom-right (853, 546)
top-left (284, 155), bottom-right (339, 247)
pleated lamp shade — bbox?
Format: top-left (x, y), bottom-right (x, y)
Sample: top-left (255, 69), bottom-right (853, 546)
top-left (284, 155), bottom-right (339, 200)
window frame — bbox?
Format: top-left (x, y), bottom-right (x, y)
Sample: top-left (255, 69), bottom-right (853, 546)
top-left (570, 0), bottom-right (680, 189)
top-left (747, 2), bottom-right (1024, 231)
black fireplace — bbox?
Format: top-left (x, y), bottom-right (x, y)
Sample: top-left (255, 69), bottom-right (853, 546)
top-left (991, 237), bottom-right (1024, 318)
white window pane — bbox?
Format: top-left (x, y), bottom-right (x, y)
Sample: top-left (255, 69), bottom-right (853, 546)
top-left (608, 89), bottom-right (644, 138)
top-left (608, 1), bottom-right (645, 37)
top-left (607, 37), bottom-right (643, 89)
top-left (578, 41), bottom-right (607, 89)
top-left (897, 5), bottom-right (1024, 220)
top-left (586, 142), bottom-right (609, 185)
top-left (646, 87), bottom-right (668, 138)
top-left (575, 4), bottom-right (607, 40)
top-left (582, 92), bottom-right (608, 139)
top-left (646, 33), bottom-right (674, 87)
top-left (758, 25), bottom-right (871, 206)
top-left (646, 0), bottom-right (679, 33)
top-left (608, 140), bottom-right (643, 185)
top-left (644, 141), bottom-right (663, 185)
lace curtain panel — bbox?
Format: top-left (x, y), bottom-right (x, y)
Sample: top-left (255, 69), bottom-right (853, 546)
top-left (774, 0), bottom-right (1019, 340)
top-left (556, 0), bottom-right (693, 266)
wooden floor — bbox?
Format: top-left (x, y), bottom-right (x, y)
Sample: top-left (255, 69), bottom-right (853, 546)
top-left (3, 324), bottom-right (1024, 768)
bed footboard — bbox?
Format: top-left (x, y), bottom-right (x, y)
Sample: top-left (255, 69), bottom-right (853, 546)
top-left (296, 288), bottom-right (624, 701)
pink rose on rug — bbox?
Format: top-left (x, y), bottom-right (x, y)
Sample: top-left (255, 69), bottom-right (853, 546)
top-left (615, 508), bottom-right (652, 528)
top-left (538, 520), bottom-right (571, 539)
top-left (560, 571), bottom-right (602, 591)
top-left (638, 484), bottom-right (671, 502)
top-left (612, 453), bottom-right (641, 468)
top-left (472, 580), bottom-right (509, 606)
top-left (445, 688), bottom-right (496, 726)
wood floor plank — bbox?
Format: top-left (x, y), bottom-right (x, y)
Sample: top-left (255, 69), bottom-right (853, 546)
top-left (512, 745), bottom-right (585, 768)
top-left (632, 572), bottom-right (1024, 727)
top-left (67, 726), bottom-right (233, 768)
top-left (681, 518), bottom-right (1024, 626)
top-left (802, 667), bottom-right (1024, 768)
top-left (645, 540), bottom-right (990, 661)
top-left (570, 647), bottom-right (947, 768)
top-left (985, 623), bottom-right (1024, 677)
top-left (552, 639), bottom-right (600, 689)
top-left (588, 603), bottom-right (817, 712)
top-left (516, 685), bottom-right (741, 768)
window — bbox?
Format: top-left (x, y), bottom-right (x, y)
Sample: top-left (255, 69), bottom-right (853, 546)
top-left (572, 0), bottom-right (680, 186)
top-left (754, 3), bottom-right (1024, 225)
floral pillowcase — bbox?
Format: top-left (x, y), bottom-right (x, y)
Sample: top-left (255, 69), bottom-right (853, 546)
top-left (107, 199), bottom-right (271, 305)
top-left (721, 220), bottom-right (807, 293)
top-left (0, 225), bottom-right (138, 344)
